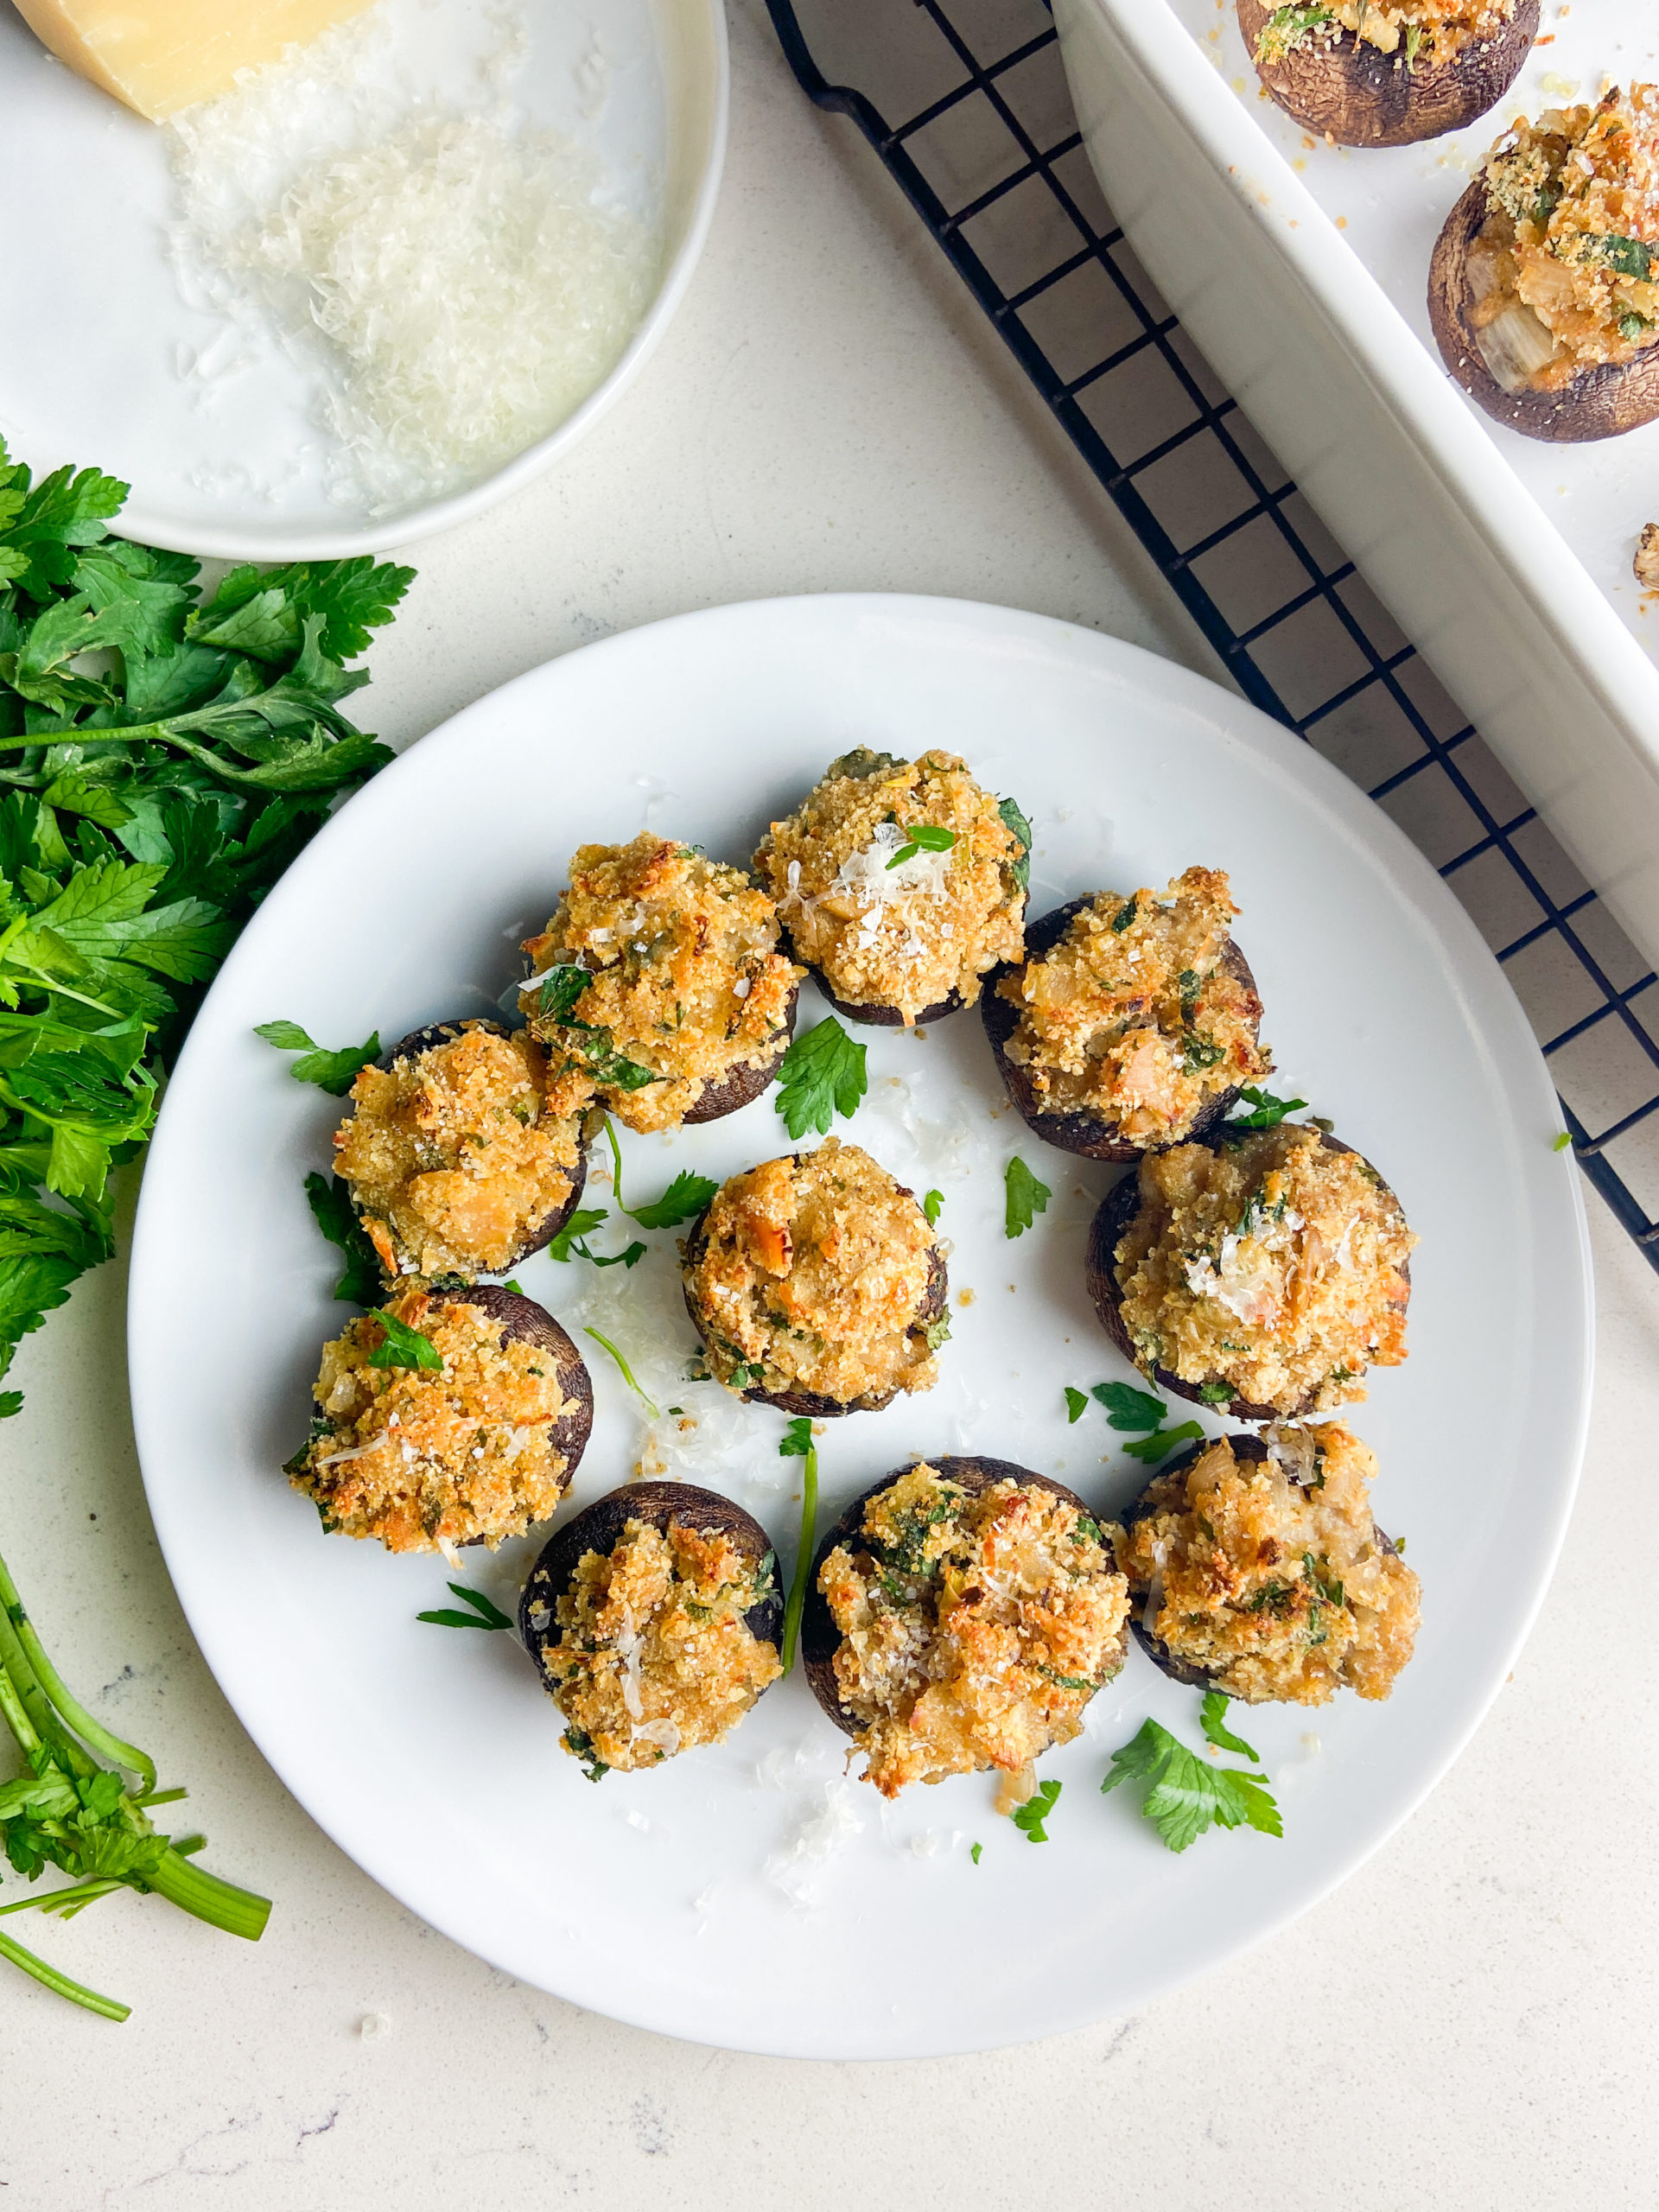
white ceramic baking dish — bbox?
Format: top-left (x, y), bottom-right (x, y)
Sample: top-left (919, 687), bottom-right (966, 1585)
top-left (1055, 0), bottom-right (1659, 969)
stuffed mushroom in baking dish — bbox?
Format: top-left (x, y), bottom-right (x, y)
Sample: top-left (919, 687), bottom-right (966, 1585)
top-left (1089, 1123), bottom-right (1415, 1421)
top-left (519, 833), bottom-right (803, 1131)
top-left (982, 867), bottom-right (1269, 1161)
top-left (1429, 86), bottom-right (1659, 442)
top-left (1242, 0), bottom-right (1536, 149)
top-left (1119, 1427), bottom-right (1420, 1705)
top-left (520, 1483), bottom-right (783, 1777)
top-left (753, 747), bottom-right (1030, 1027)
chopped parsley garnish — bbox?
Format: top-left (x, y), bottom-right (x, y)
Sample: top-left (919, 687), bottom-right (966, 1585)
top-left (1619, 312), bottom-right (1653, 343)
top-left (584, 1327), bottom-right (658, 1417)
top-left (924, 1313), bottom-right (952, 1350)
top-left (416, 1581), bottom-right (512, 1632)
top-left (533, 963), bottom-right (592, 1024)
top-left (1103, 1716), bottom-right (1281, 1853)
top-left (1224, 1084), bottom-right (1307, 1133)
top-left (563, 1726), bottom-right (609, 1784)
top-left (1064, 1385), bottom-right (1089, 1424)
top-left (1004, 1154), bottom-right (1051, 1237)
top-left (302, 1172), bottom-right (381, 1306)
top-left (365, 1309), bottom-right (442, 1372)
top-left (885, 822), bottom-right (957, 869)
top-left (546, 1205), bottom-right (641, 1268)
top-left (627, 1169), bottom-right (718, 1230)
top-left (255, 1019), bottom-right (379, 1096)
top-left (1181, 1033), bottom-right (1224, 1071)
top-left (1011, 1777), bottom-right (1061, 1842)
top-left (1553, 1130), bottom-right (1573, 1153)
top-left (996, 796), bottom-right (1032, 891)
top-left (1090, 1381), bottom-right (1166, 1432)
top-left (923, 1188), bottom-right (944, 1226)
top-left (779, 1416), bottom-right (819, 1674)
top-left (574, 1033), bottom-right (655, 1091)
top-left (1178, 968), bottom-right (1199, 1021)
top-left (774, 1016), bottom-right (868, 1139)
top-left (1199, 1689), bottom-right (1259, 1762)
top-left (1255, 2), bottom-right (1331, 65)
top-left (1580, 232), bottom-right (1656, 283)
top-left (1110, 895), bottom-right (1138, 933)
top-left (1402, 20), bottom-right (1422, 67)
top-left (1119, 1419), bottom-right (1205, 1465)
top-left (970, 1840), bottom-right (983, 1866)
top-left (1197, 1382), bottom-right (1235, 1405)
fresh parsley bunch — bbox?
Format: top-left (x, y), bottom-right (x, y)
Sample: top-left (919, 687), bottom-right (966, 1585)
top-left (0, 442), bottom-right (410, 1408)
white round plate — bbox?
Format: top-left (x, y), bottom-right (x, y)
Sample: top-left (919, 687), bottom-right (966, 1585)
top-left (0, 0), bottom-right (726, 559)
top-left (128, 595), bottom-right (1592, 2058)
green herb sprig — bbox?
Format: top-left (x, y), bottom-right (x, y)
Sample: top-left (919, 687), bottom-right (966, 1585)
top-left (584, 1326), bottom-right (658, 1417)
top-left (775, 1017), bottom-right (868, 1140)
top-left (1004, 1154), bottom-right (1051, 1237)
top-left (1011, 1778), bottom-right (1061, 1842)
top-left (1223, 1085), bottom-right (1308, 1134)
top-left (1103, 1707), bottom-right (1281, 1853)
top-left (997, 797), bottom-right (1032, 891)
top-left (365, 1309), bottom-right (442, 1372)
top-left (254, 1020), bottom-right (378, 1096)
top-left (779, 1415), bottom-right (819, 1674)
top-left (416, 1582), bottom-right (512, 1632)
top-left (302, 1173), bottom-right (382, 1305)
top-left (885, 823), bottom-right (956, 870)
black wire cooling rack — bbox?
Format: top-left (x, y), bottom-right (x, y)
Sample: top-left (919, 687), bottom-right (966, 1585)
top-left (764, 0), bottom-right (1659, 1276)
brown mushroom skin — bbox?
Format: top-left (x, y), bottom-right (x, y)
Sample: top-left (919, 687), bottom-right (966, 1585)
top-left (345, 1017), bottom-right (591, 1272)
top-left (799, 1454), bottom-right (1128, 1738)
top-left (1428, 179), bottom-right (1659, 442)
top-left (809, 976), bottom-right (965, 1029)
top-left (518, 1481), bottom-right (784, 1694)
top-left (679, 1162), bottom-right (949, 1418)
top-left (1238, 0), bottom-right (1536, 149)
top-left (423, 1281), bottom-right (595, 1517)
top-left (981, 897), bottom-right (1262, 1163)
top-left (680, 981), bottom-right (800, 1122)
top-left (1122, 1433), bottom-right (1402, 1688)
top-left (1085, 1133), bottom-right (1411, 1422)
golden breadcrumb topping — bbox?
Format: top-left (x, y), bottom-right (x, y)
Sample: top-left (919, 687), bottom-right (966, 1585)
top-left (290, 1281), bottom-right (571, 1554)
top-left (1472, 89), bottom-right (1659, 382)
top-left (753, 748), bottom-right (1027, 1024)
top-left (531, 1517), bottom-right (780, 1773)
top-left (1114, 1127), bottom-right (1414, 1414)
top-left (683, 1138), bottom-right (944, 1408)
top-left (334, 1023), bottom-right (581, 1280)
top-left (1119, 1427), bottom-right (1420, 1704)
top-left (519, 834), bottom-right (801, 1133)
top-left (1257, 0), bottom-right (1512, 67)
top-left (996, 868), bottom-right (1268, 1145)
top-left (819, 1466), bottom-right (1130, 1796)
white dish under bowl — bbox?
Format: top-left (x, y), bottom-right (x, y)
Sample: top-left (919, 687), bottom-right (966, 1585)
top-left (1055, 0), bottom-right (1659, 971)
top-left (0, 0), bottom-right (726, 560)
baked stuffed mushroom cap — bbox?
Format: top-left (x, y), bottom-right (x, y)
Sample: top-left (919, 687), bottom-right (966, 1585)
top-left (753, 747), bottom-right (1030, 1027)
top-left (1088, 1125), bottom-right (1414, 1421)
top-left (287, 1280), bottom-right (593, 1554)
top-left (519, 1482), bottom-right (783, 1777)
top-left (1240, 0), bottom-right (1535, 149)
top-left (518, 834), bottom-right (803, 1133)
top-left (334, 1017), bottom-right (588, 1282)
top-left (681, 1137), bottom-right (949, 1415)
top-left (1428, 86), bottom-right (1659, 442)
top-left (1120, 1427), bottom-right (1420, 1704)
top-left (982, 870), bottom-right (1269, 1162)
top-left (801, 1456), bottom-right (1130, 1796)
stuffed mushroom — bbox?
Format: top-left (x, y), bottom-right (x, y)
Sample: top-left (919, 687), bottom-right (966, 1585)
top-left (801, 1457), bottom-right (1131, 1797)
top-left (1241, 0), bottom-right (1536, 149)
top-left (1429, 86), bottom-right (1659, 441)
top-left (519, 1483), bottom-right (783, 1777)
top-left (519, 834), bottom-right (803, 1132)
top-left (681, 1137), bottom-right (949, 1415)
top-left (334, 1017), bottom-right (588, 1281)
top-left (288, 1281), bottom-right (593, 1554)
top-left (982, 868), bottom-right (1269, 1161)
top-left (1119, 1427), bottom-right (1420, 1705)
top-left (1088, 1124), bottom-right (1414, 1420)
top-left (753, 747), bottom-right (1029, 1027)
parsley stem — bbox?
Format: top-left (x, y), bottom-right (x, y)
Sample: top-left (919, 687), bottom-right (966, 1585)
top-left (149, 1849), bottom-right (271, 1942)
top-left (0, 1923), bottom-right (130, 2022)
top-left (0, 1544), bottom-right (156, 1786)
top-left (601, 1116), bottom-right (625, 1211)
top-left (780, 1436), bottom-right (818, 1675)
top-left (0, 1876), bottom-right (123, 1917)
top-left (582, 1327), bottom-right (660, 1419)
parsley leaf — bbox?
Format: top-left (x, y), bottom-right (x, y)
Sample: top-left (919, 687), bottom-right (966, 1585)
top-left (548, 1205), bottom-right (609, 1262)
top-left (1004, 1154), bottom-right (1051, 1237)
top-left (1120, 1420), bottom-right (1205, 1465)
top-left (1110, 895), bottom-right (1138, 933)
top-left (626, 1169), bottom-right (718, 1231)
top-left (779, 1415), bottom-right (819, 1674)
top-left (1064, 1385), bottom-right (1089, 1423)
top-left (1197, 1382), bottom-right (1235, 1405)
top-left (365, 1310), bottom-right (442, 1372)
top-left (302, 1172), bottom-right (382, 1305)
top-left (1010, 1777), bottom-right (1061, 1841)
top-left (1553, 1130), bottom-right (1573, 1153)
top-left (885, 822), bottom-right (957, 869)
top-left (775, 1017), bottom-right (868, 1140)
top-left (532, 963), bottom-right (592, 1024)
top-left (1103, 1717), bottom-right (1281, 1853)
top-left (416, 1581), bottom-right (512, 1631)
top-left (1091, 1381), bottom-right (1166, 1432)
top-left (970, 1840), bottom-right (983, 1865)
top-left (997, 796), bottom-right (1032, 891)
top-left (1223, 1085), bottom-right (1308, 1133)
top-left (923, 1188), bottom-right (944, 1226)
top-left (1199, 1691), bottom-right (1260, 1763)
top-left (256, 1019), bottom-right (378, 1096)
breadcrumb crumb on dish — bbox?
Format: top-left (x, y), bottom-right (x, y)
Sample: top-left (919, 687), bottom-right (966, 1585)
top-left (1121, 1427), bottom-right (1420, 1705)
top-left (810, 1461), bottom-right (1130, 1797)
top-left (520, 834), bottom-right (802, 1132)
top-left (753, 748), bottom-right (1027, 1026)
top-left (1636, 522), bottom-right (1659, 590)
top-left (288, 1281), bottom-right (587, 1553)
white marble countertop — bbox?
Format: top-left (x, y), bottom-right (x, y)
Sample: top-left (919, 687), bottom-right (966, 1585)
top-left (3, 5), bottom-right (1656, 2203)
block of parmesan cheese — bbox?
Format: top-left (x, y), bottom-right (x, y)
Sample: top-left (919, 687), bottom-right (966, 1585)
top-left (10, 0), bottom-right (375, 122)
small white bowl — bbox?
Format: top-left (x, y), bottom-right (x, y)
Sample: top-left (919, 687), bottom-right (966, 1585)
top-left (0, 0), bottom-right (728, 560)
